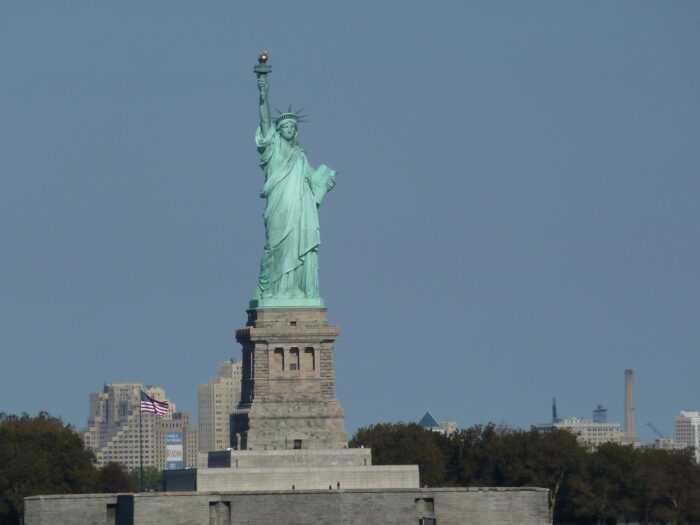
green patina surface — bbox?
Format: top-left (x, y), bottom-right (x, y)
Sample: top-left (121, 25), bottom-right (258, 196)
top-left (250, 58), bottom-right (336, 309)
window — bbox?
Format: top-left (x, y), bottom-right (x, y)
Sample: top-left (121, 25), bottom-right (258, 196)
top-left (303, 348), bottom-right (315, 370)
top-left (290, 348), bottom-right (300, 370)
top-left (273, 348), bottom-right (284, 370)
top-left (293, 439), bottom-right (302, 449)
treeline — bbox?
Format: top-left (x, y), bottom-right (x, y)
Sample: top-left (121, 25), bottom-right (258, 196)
top-left (0, 412), bottom-right (140, 525)
top-left (350, 423), bottom-right (700, 524)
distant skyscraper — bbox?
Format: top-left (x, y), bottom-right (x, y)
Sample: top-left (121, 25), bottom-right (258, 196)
top-left (197, 361), bottom-right (242, 452)
top-left (593, 405), bottom-right (607, 423)
top-left (675, 410), bottom-right (700, 463)
top-left (82, 383), bottom-right (196, 469)
top-left (157, 411), bottom-right (197, 470)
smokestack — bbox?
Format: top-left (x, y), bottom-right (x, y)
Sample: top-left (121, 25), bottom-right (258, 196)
top-left (625, 369), bottom-right (635, 438)
top-left (552, 398), bottom-right (558, 424)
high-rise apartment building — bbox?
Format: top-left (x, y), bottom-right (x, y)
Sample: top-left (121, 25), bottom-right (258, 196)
top-left (82, 383), bottom-right (197, 469)
top-left (197, 361), bottom-right (242, 452)
top-left (675, 410), bottom-right (700, 463)
top-left (156, 412), bottom-right (198, 469)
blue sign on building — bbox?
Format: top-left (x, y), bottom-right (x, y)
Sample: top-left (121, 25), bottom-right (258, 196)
top-left (166, 431), bottom-right (183, 469)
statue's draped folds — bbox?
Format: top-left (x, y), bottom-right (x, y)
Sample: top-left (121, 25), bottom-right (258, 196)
top-left (252, 125), bottom-right (336, 307)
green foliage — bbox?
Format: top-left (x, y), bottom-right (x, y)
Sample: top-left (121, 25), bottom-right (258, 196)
top-left (0, 412), bottom-right (149, 524)
top-left (350, 423), bottom-right (449, 487)
top-left (130, 466), bottom-right (163, 492)
top-left (98, 462), bottom-right (133, 493)
top-left (350, 422), bottom-right (700, 524)
top-left (570, 445), bottom-right (700, 525)
top-left (638, 448), bottom-right (700, 523)
top-left (0, 412), bottom-right (99, 525)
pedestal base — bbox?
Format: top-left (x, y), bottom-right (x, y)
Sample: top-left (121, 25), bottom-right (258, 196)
top-left (249, 297), bottom-right (325, 309)
top-left (166, 449), bottom-right (419, 491)
top-left (232, 308), bottom-right (348, 450)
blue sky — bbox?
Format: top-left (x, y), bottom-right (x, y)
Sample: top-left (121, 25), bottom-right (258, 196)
top-left (1, 1), bottom-right (698, 444)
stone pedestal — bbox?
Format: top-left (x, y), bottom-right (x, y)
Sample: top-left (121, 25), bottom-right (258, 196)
top-left (231, 308), bottom-right (348, 450)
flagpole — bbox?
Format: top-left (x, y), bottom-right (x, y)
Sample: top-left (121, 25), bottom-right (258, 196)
top-left (139, 408), bottom-right (144, 492)
top-left (137, 389), bottom-right (168, 492)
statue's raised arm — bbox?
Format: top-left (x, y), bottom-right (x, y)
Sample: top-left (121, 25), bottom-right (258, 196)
top-left (249, 52), bottom-right (337, 310)
top-left (255, 51), bottom-right (272, 136)
top-left (257, 75), bottom-right (271, 136)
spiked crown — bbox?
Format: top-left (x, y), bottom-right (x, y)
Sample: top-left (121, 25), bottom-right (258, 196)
top-left (274, 105), bottom-right (309, 127)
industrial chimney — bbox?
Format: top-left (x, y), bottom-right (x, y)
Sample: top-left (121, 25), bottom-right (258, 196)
top-left (625, 369), bottom-right (635, 438)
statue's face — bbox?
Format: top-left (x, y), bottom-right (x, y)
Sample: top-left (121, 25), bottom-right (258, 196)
top-left (278, 121), bottom-right (297, 141)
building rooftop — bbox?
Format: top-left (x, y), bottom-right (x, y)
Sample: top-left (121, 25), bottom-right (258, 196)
top-left (418, 412), bottom-right (439, 428)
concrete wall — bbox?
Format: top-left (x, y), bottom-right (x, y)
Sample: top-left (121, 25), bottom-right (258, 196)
top-left (24, 494), bottom-right (118, 525)
top-left (196, 464), bottom-right (419, 491)
top-left (208, 448), bottom-right (373, 468)
top-left (25, 487), bottom-right (550, 525)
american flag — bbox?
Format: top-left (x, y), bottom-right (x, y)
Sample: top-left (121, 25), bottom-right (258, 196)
top-left (140, 391), bottom-right (169, 416)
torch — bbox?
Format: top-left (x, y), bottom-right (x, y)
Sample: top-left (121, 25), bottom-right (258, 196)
top-left (254, 51), bottom-right (271, 76)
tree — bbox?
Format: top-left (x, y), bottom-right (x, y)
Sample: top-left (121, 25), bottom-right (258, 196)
top-left (635, 448), bottom-right (700, 524)
top-left (130, 466), bottom-right (163, 492)
top-left (444, 425), bottom-right (585, 522)
top-left (499, 428), bottom-right (586, 523)
top-left (350, 423), bottom-right (449, 487)
top-left (0, 412), bottom-right (99, 525)
top-left (445, 423), bottom-right (509, 486)
top-left (98, 462), bottom-right (133, 493)
top-left (569, 443), bottom-right (642, 524)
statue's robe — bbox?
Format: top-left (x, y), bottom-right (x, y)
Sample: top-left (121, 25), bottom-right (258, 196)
top-left (253, 125), bottom-right (336, 301)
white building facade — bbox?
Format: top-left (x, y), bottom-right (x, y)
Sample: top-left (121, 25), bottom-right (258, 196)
top-left (675, 410), bottom-right (700, 463)
top-left (197, 361), bottom-right (242, 453)
top-left (552, 417), bottom-right (624, 447)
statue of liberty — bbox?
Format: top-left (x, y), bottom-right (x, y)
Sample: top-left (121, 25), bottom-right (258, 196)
top-left (250, 53), bottom-right (336, 309)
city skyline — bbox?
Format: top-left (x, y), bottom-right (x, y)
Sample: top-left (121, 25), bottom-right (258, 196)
top-left (76, 365), bottom-right (700, 450)
top-left (2, 2), bottom-right (699, 445)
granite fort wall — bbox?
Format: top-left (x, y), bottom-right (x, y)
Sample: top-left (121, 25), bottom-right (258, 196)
top-left (25, 487), bottom-right (550, 525)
